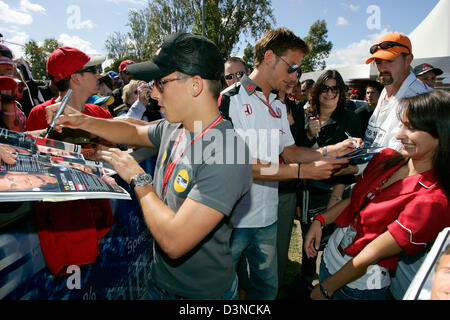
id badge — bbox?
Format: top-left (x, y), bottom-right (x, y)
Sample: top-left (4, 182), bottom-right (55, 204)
top-left (339, 225), bottom-right (357, 250)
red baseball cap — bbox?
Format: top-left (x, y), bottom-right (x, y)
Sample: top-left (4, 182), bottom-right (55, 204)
top-left (0, 76), bottom-right (18, 90)
top-left (119, 59), bottom-right (135, 73)
top-left (366, 32), bottom-right (412, 64)
top-left (46, 46), bottom-right (106, 82)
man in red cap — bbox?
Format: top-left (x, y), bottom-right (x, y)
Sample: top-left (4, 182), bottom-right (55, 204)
top-left (363, 32), bottom-right (430, 152)
top-left (0, 44), bottom-right (26, 132)
top-left (118, 59), bottom-right (135, 85)
top-left (25, 46), bottom-right (114, 277)
top-left (26, 46), bottom-right (111, 130)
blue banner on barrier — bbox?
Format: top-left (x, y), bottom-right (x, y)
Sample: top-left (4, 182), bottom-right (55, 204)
top-left (0, 158), bottom-right (156, 300)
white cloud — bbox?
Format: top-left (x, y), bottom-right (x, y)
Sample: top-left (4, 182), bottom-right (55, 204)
top-left (105, 0), bottom-right (146, 5)
top-left (58, 33), bottom-right (99, 56)
top-left (349, 4), bottom-right (360, 12)
top-left (342, 3), bottom-right (360, 12)
top-left (0, 1), bottom-right (33, 25)
top-left (3, 30), bottom-right (30, 59)
top-left (20, 0), bottom-right (46, 13)
top-left (326, 28), bottom-right (391, 67)
top-left (336, 17), bottom-right (350, 26)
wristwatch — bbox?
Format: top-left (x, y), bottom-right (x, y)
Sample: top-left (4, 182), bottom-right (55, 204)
top-left (129, 172), bottom-right (153, 191)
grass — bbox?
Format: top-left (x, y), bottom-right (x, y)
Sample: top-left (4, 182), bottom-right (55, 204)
top-left (277, 219), bottom-right (321, 299)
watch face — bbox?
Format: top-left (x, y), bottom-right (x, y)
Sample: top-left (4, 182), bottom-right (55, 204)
top-left (136, 173), bottom-right (152, 185)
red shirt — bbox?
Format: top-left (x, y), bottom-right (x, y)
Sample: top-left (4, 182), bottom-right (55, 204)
top-left (27, 97), bottom-right (114, 276)
top-left (26, 97), bottom-right (112, 131)
top-left (335, 148), bottom-right (450, 270)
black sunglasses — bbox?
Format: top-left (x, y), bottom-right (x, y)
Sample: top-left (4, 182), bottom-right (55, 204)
top-left (0, 49), bottom-right (13, 59)
top-left (224, 71), bottom-right (245, 81)
top-left (75, 65), bottom-right (102, 74)
top-left (276, 54), bottom-right (302, 77)
top-left (320, 85), bottom-right (339, 96)
top-left (369, 41), bottom-right (411, 55)
top-left (154, 75), bottom-right (191, 93)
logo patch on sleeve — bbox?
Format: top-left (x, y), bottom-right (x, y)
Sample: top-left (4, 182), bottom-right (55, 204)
top-left (173, 169), bottom-right (189, 193)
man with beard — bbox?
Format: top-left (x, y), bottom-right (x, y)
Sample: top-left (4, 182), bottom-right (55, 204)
top-left (363, 32), bottom-right (430, 151)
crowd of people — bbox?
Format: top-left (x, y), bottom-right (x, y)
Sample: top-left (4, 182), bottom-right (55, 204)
top-left (0, 26), bottom-right (448, 301)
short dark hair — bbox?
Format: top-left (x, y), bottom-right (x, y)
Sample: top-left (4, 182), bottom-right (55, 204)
top-left (253, 27), bottom-right (310, 68)
top-left (307, 70), bottom-right (346, 116)
top-left (301, 79), bottom-right (315, 90)
top-left (49, 75), bottom-right (71, 92)
top-left (225, 57), bottom-right (248, 72)
top-left (366, 81), bottom-right (384, 93)
top-left (399, 90), bottom-right (450, 198)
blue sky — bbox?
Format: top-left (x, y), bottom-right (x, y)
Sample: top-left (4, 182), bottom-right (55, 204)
top-left (0, 0), bottom-right (440, 68)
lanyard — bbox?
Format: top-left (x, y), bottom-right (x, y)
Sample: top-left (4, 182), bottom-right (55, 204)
top-left (253, 91), bottom-right (282, 118)
top-left (161, 114), bottom-right (224, 196)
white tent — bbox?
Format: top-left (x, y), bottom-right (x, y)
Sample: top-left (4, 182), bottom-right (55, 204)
top-left (301, 0), bottom-right (450, 84)
top-left (409, 0), bottom-right (450, 59)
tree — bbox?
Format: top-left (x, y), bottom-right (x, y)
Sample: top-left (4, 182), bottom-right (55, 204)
top-left (190, 0), bottom-right (275, 58)
top-left (301, 19), bottom-right (333, 73)
top-left (104, 31), bottom-right (131, 61)
top-left (104, 0), bottom-right (275, 64)
top-left (242, 43), bottom-right (254, 71)
top-left (24, 38), bottom-right (62, 80)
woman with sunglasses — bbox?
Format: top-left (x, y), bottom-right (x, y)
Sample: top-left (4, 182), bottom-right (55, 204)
top-left (299, 69), bottom-right (362, 287)
top-left (305, 90), bottom-right (450, 300)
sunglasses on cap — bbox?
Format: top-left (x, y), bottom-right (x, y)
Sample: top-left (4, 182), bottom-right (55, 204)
top-left (75, 65), bottom-right (102, 74)
top-left (0, 49), bottom-right (13, 59)
top-left (224, 71), bottom-right (245, 81)
top-left (369, 41), bottom-right (411, 55)
top-left (276, 54), bottom-right (302, 77)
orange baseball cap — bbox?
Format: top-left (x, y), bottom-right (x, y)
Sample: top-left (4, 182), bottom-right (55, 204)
top-left (366, 32), bottom-right (412, 64)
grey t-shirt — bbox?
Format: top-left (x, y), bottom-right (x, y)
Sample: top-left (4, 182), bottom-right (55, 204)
top-left (147, 118), bottom-right (252, 299)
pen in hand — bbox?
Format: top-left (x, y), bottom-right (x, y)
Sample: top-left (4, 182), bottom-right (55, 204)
top-left (45, 89), bottom-right (73, 138)
top-left (345, 131), bottom-right (359, 148)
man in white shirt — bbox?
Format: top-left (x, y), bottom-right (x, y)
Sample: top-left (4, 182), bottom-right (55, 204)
top-left (364, 32), bottom-right (430, 151)
top-left (219, 27), bottom-right (355, 299)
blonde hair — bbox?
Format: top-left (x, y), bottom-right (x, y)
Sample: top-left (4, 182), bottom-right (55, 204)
top-left (122, 80), bottom-right (139, 106)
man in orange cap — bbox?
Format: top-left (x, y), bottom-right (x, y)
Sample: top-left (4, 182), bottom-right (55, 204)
top-left (363, 32), bottom-right (430, 151)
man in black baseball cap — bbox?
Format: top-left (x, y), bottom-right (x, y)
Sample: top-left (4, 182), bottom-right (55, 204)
top-left (44, 33), bottom-right (252, 299)
top-left (127, 32), bottom-right (224, 83)
top-left (413, 63), bottom-right (443, 88)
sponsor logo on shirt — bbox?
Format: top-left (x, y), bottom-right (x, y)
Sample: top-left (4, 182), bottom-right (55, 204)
top-left (243, 104), bottom-right (252, 115)
top-left (174, 169), bottom-right (189, 193)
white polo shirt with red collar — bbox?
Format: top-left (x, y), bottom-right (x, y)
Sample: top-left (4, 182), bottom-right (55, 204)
top-left (219, 75), bottom-right (295, 228)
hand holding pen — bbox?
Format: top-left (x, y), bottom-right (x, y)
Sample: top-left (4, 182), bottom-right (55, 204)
top-left (345, 131), bottom-right (360, 148)
top-left (45, 89), bottom-right (73, 138)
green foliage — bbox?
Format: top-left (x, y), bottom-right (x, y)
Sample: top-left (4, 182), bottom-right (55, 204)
top-left (301, 19), bottom-right (333, 73)
top-left (243, 43), bottom-right (254, 71)
top-left (24, 38), bottom-right (62, 80)
top-left (190, 0), bottom-right (275, 58)
top-left (104, 0), bottom-right (275, 66)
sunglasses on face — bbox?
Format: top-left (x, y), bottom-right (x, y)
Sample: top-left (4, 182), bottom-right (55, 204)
top-left (75, 65), bottom-right (102, 74)
top-left (276, 54), bottom-right (302, 78)
top-left (369, 41), bottom-right (411, 55)
top-left (320, 85), bottom-right (339, 96)
top-left (224, 71), bottom-right (245, 81)
top-left (0, 49), bottom-right (13, 59)
top-left (154, 75), bottom-right (191, 93)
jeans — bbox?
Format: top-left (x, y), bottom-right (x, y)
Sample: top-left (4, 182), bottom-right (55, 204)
top-left (231, 221), bottom-right (278, 300)
top-left (319, 259), bottom-right (389, 300)
top-left (144, 274), bottom-right (238, 300)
